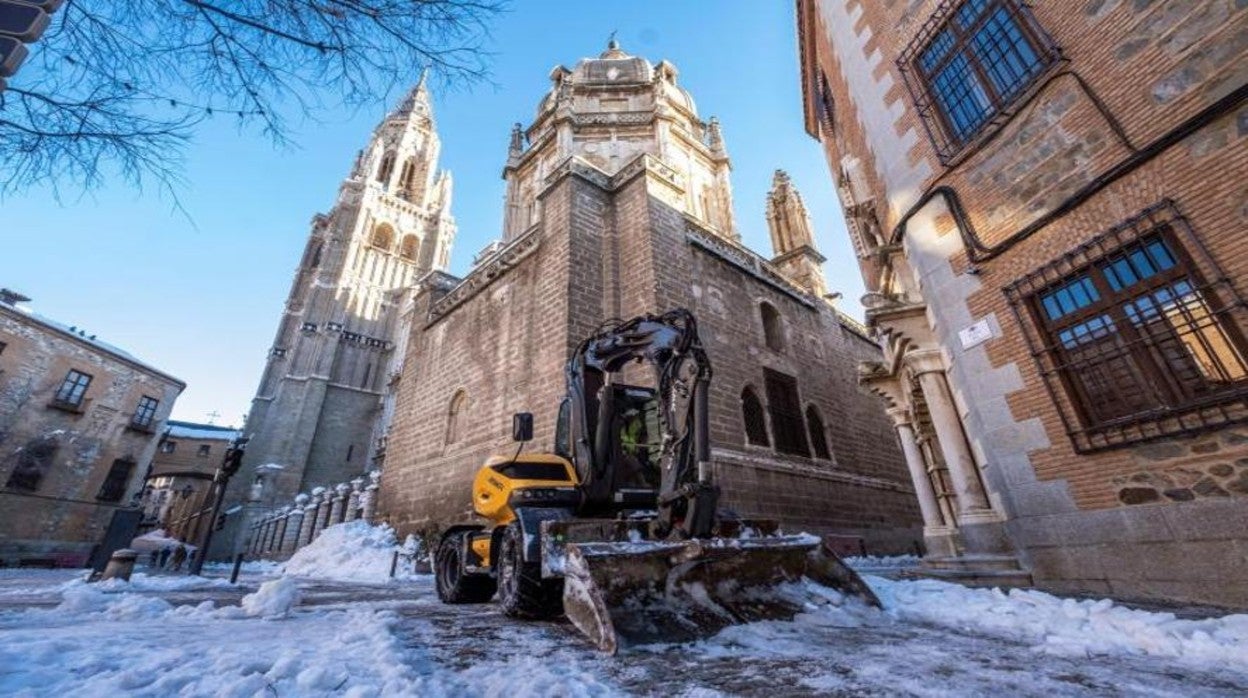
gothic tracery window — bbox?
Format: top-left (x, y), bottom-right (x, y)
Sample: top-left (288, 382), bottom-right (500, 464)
top-left (377, 151), bottom-right (396, 183)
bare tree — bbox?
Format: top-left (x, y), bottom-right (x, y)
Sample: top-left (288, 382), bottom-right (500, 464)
top-left (0, 0), bottom-right (505, 198)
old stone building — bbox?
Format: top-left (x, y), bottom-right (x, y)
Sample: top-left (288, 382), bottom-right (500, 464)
top-left (797, 0), bottom-right (1248, 605)
top-left (0, 290), bottom-right (184, 567)
top-left (142, 420), bottom-right (241, 543)
top-left (222, 75), bottom-right (457, 555)
top-left (378, 42), bottom-right (922, 552)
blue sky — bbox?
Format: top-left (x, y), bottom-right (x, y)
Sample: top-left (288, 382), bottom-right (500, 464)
top-left (1, 0), bottom-right (862, 426)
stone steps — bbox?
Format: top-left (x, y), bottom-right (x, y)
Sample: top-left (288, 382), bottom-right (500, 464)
top-left (903, 554), bottom-right (1033, 589)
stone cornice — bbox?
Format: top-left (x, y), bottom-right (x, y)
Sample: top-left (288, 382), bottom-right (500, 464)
top-left (683, 220), bottom-right (817, 309)
top-left (712, 447), bottom-right (914, 495)
top-left (537, 153), bottom-right (687, 199)
top-left (424, 228), bottom-right (541, 327)
top-left (770, 244), bottom-right (827, 266)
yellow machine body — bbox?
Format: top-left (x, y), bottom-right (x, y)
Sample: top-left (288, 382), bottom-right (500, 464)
top-left (470, 453), bottom-right (578, 525)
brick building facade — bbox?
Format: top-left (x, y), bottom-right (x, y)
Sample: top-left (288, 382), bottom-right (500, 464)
top-left (0, 290), bottom-right (184, 567)
top-left (797, 0), bottom-right (1248, 605)
top-left (378, 43), bottom-right (922, 551)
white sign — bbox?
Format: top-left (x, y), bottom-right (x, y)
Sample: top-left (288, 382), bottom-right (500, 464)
top-left (958, 319), bottom-right (994, 350)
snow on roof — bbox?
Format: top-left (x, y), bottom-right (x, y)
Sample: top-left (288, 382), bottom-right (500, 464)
top-left (0, 302), bottom-right (185, 388)
top-left (165, 420), bottom-right (242, 441)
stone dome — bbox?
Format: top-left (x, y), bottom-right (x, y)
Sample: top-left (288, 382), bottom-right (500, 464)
top-left (570, 40), bottom-right (654, 84)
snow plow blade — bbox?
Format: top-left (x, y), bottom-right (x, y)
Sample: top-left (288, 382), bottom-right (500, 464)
top-left (561, 534), bottom-right (880, 654)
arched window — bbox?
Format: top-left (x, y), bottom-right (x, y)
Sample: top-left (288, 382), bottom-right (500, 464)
top-left (806, 405), bottom-right (831, 460)
top-left (445, 390), bottom-right (467, 445)
top-left (399, 235), bottom-right (419, 261)
top-left (371, 224), bottom-right (394, 251)
top-left (376, 151), bottom-right (396, 183)
top-left (760, 302), bottom-right (785, 353)
top-left (741, 387), bottom-right (769, 447)
top-left (310, 242), bottom-right (323, 268)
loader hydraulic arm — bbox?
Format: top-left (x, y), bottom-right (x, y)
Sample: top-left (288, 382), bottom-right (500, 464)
top-left (566, 309), bottom-right (717, 539)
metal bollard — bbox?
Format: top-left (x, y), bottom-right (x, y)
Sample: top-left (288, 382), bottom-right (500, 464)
top-left (389, 550), bottom-right (399, 578)
top-left (229, 553), bottom-right (245, 585)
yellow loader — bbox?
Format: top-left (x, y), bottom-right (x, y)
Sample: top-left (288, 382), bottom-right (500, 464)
top-left (434, 309), bottom-right (879, 653)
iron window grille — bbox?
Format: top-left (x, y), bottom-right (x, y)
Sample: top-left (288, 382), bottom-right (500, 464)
top-left (764, 369), bottom-right (812, 458)
top-left (97, 458), bottom-right (136, 502)
top-left (1005, 200), bottom-right (1248, 453)
top-left (53, 369), bottom-right (92, 408)
top-left (131, 396), bottom-right (159, 429)
top-left (898, 0), bottom-right (1059, 163)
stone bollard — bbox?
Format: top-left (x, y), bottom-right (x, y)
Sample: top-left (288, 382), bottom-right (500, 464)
top-left (100, 549), bottom-right (139, 582)
top-left (361, 470), bottom-right (381, 524)
top-left (315, 490), bottom-right (333, 536)
top-left (307, 487), bottom-right (327, 540)
top-left (297, 493), bottom-right (317, 549)
top-left (282, 502), bottom-right (305, 555)
top-left (328, 483), bottom-right (348, 525)
top-left (347, 477), bottom-right (365, 521)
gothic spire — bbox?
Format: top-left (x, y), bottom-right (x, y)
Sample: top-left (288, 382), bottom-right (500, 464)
top-left (767, 169), bottom-right (816, 255)
top-left (388, 68), bottom-right (433, 123)
top-left (766, 170), bottom-right (828, 297)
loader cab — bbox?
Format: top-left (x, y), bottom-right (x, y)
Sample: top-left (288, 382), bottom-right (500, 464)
top-left (568, 371), bottom-right (661, 514)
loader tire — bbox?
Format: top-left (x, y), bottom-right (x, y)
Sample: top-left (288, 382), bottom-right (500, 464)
top-left (497, 522), bottom-right (563, 619)
top-left (435, 531), bottom-right (496, 604)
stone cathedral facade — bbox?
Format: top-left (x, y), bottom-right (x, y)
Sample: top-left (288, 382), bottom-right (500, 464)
top-left (218, 78), bottom-right (457, 555)
top-left (379, 43), bottom-right (922, 551)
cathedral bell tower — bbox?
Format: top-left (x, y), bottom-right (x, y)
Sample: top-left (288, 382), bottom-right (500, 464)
top-left (231, 75), bottom-right (457, 533)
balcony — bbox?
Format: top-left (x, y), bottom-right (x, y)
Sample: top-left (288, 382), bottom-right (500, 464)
top-left (47, 397), bottom-right (90, 415)
top-left (126, 419), bottom-right (157, 435)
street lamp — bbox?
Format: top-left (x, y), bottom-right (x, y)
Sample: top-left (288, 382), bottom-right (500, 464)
top-left (189, 435), bottom-right (248, 575)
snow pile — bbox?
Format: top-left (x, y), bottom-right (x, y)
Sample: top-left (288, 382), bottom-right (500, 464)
top-left (281, 520), bottom-right (418, 583)
top-left (843, 554), bottom-right (920, 571)
top-left (0, 596), bottom-right (425, 696)
top-left (870, 576), bottom-right (1248, 672)
top-left (202, 558), bottom-right (283, 576)
top-left (241, 577), bottom-right (301, 619)
top-left (55, 585), bottom-right (175, 621)
top-left (87, 572), bottom-right (234, 593)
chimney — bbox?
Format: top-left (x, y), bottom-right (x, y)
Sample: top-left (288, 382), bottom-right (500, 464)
top-left (0, 289), bottom-right (31, 306)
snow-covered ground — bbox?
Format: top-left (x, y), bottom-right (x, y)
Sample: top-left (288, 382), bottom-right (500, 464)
top-left (1, 523), bottom-right (1244, 696)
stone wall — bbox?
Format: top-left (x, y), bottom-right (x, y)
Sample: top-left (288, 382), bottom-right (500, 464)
top-left (0, 303), bottom-right (183, 567)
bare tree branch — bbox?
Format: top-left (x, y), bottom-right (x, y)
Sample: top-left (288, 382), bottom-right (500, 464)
top-left (0, 0), bottom-right (506, 200)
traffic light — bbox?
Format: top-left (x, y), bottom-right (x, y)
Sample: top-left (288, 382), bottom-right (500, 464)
top-left (0, 0), bottom-right (62, 90)
top-left (220, 437), bottom-right (249, 478)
